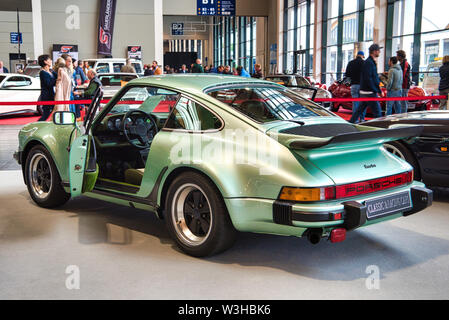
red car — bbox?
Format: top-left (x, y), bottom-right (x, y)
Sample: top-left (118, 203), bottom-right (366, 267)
top-left (328, 75), bottom-right (432, 114)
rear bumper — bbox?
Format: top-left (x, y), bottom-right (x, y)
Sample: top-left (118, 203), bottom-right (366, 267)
top-left (224, 184), bottom-right (432, 237)
top-left (273, 186), bottom-right (433, 230)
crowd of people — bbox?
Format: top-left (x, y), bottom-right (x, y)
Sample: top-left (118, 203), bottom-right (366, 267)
top-left (143, 58), bottom-right (264, 79)
top-left (37, 54), bottom-right (100, 122)
top-left (345, 44), bottom-right (449, 123)
top-left (6, 48), bottom-right (447, 123)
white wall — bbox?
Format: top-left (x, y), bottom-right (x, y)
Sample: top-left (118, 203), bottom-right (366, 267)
top-left (0, 11), bottom-right (34, 70)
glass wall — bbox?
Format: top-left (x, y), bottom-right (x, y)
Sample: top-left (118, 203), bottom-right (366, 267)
top-left (213, 16), bottom-right (256, 73)
top-left (324, 0), bottom-right (374, 85)
top-left (387, 0), bottom-right (449, 88)
top-left (282, 0), bottom-right (315, 75)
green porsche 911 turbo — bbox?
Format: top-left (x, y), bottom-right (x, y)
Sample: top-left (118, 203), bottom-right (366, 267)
top-left (14, 75), bottom-right (432, 256)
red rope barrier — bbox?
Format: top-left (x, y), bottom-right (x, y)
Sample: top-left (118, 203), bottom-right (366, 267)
top-left (0, 95), bottom-right (445, 106)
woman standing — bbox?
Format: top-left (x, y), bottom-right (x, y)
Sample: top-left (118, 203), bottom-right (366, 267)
top-left (37, 54), bottom-right (57, 121)
top-left (54, 54), bottom-right (73, 112)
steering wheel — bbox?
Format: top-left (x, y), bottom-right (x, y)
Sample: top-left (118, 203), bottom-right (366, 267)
top-left (121, 110), bottom-right (158, 149)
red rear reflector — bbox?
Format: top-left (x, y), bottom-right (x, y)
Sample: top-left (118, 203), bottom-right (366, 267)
top-left (330, 228), bottom-right (346, 243)
top-left (332, 212), bottom-right (343, 220)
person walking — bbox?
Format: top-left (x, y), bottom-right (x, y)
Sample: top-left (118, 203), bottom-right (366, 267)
top-left (397, 50), bottom-right (411, 113)
top-left (438, 55), bottom-right (449, 110)
top-left (349, 44), bottom-right (382, 123)
top-left (345, 51), bottom-right (365, 122)
top-left (37, 54), bottom-right (57, 121)
top-left (192, 59), bottom-right (204, 73)
top-left (54, 55), bottom-right (73, 113)
top-left (385, 56), bottom-right (403, 115)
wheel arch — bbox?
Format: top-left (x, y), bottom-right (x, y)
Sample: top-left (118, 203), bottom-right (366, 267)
top-left (386, 139), bottom-right (423, 180)
top-left (157, 166), bottom-right (228, 219)
top-left (21, 139), bottom-right (64, 185)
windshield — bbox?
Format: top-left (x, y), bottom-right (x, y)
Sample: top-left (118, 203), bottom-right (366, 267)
top-left (206, 85), bottom-right (332, 123)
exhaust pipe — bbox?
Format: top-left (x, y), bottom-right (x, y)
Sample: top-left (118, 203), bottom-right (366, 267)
top-left (306, 228), bottom-right (322, 245)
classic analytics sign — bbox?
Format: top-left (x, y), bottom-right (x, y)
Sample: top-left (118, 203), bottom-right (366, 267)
top-left (197, 0), bottom-right (235, 16)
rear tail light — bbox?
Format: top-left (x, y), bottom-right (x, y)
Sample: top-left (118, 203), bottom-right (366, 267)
top-left (279, 170), bottom-right (413, 202)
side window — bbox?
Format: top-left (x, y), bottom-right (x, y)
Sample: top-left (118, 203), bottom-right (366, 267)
top-left (3, 76), bottom-right (31, 87)
top-left (96, 63), bottom-right (109, 73)
top-left (132, 63), bottom-right (142, 74)
top-left (113, 63), bottom-right (124, 73)
top-left (164, 97), bottom-right (222, 131)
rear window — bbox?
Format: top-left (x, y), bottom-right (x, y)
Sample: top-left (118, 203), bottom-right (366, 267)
top-left (206, 85), bottom-right (332, 123)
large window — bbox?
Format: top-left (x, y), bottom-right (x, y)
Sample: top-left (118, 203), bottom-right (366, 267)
top-left (282, 0), bottom-right (315, 75)
top-left (387, 0), bottom-right (449, 86)
top-left (213, 16), bottom-right (256, 74)
top-left (324, 0), bottom-right (374, 85)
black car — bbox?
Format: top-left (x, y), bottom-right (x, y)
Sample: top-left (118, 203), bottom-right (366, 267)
top-left (362, 111), bottom-right (449, 187)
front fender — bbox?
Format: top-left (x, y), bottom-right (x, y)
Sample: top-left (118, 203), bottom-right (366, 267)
top-left (19, 122), bottom-right (79, 182)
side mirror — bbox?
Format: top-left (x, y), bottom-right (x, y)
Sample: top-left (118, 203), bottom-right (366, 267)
top-left (53, 111), bottom-right (76, 125)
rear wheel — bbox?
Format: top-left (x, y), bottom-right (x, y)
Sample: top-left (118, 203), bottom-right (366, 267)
top-left (164, 172), bottom-right (237, 257)
top-left (384, 141), bottom-right (421, 180)
top-left (25, 145), bottom-right (70, 208)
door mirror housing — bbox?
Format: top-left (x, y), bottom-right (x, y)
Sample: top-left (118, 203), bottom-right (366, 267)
top-left (53, 111), bottom-right (76, 125)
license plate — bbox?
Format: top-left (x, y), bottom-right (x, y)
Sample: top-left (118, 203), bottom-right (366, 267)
top-left (365, 191), bottom-right (412, 220)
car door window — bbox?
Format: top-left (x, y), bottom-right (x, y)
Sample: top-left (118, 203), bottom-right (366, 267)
top-left (96, 63), bottom-right (110, 73)
top-left (164, 97), bottom-right (222, 131)
top-left (3, 76), bottom-right (31, 88)
top-left (132, 63), bottom-right (142, 74)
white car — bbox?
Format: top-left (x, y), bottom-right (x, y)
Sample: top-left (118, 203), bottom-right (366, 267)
top-left (0, 73), bottom-right (41, 115)
top-left (83, 58), bottom-right (143, 76)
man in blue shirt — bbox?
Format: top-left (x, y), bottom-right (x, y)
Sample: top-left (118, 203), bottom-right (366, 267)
top-left (349, 44), bottom-right (382, 123)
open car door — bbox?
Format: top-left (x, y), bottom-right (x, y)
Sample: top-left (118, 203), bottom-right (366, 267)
top-left (68, 88), bottom-right (102, 197)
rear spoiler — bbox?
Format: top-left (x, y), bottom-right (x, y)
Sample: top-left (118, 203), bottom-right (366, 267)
top-left (287, 125), bottom-right (423, 149)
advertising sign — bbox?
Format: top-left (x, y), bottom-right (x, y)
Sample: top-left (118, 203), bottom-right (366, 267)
top-left (52, 44), bottom-right (79, 62)
top-left (127, 46), bottom-right (142, 60)
top-left (97, 0), bottom-right (117, 55)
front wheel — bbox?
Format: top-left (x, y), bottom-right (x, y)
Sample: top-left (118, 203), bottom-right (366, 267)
top-left (25, 145), bottom-right (70, 208)
top-left (164, 172), bottom-right (237, 257)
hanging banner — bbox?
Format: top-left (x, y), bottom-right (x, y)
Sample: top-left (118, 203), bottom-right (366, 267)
top-left (97, 0), bottom-right (117, 55)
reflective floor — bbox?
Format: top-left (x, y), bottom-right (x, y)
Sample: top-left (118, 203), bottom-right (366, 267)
top-left (1, 169), bottom-right (449, 299)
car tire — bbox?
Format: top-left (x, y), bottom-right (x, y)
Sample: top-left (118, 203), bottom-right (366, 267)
top-left (384, 141), bottom-right (421, 180)
top-left (164, 171), bottom-right (237, 257)
top-left (25, 145), bottom-right (70, 208)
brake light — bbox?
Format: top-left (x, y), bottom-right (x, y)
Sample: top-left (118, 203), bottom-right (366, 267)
top-left (330, 228), bottom-right (346, 243)
top-left (278, 170), bottom-right (413, 202)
